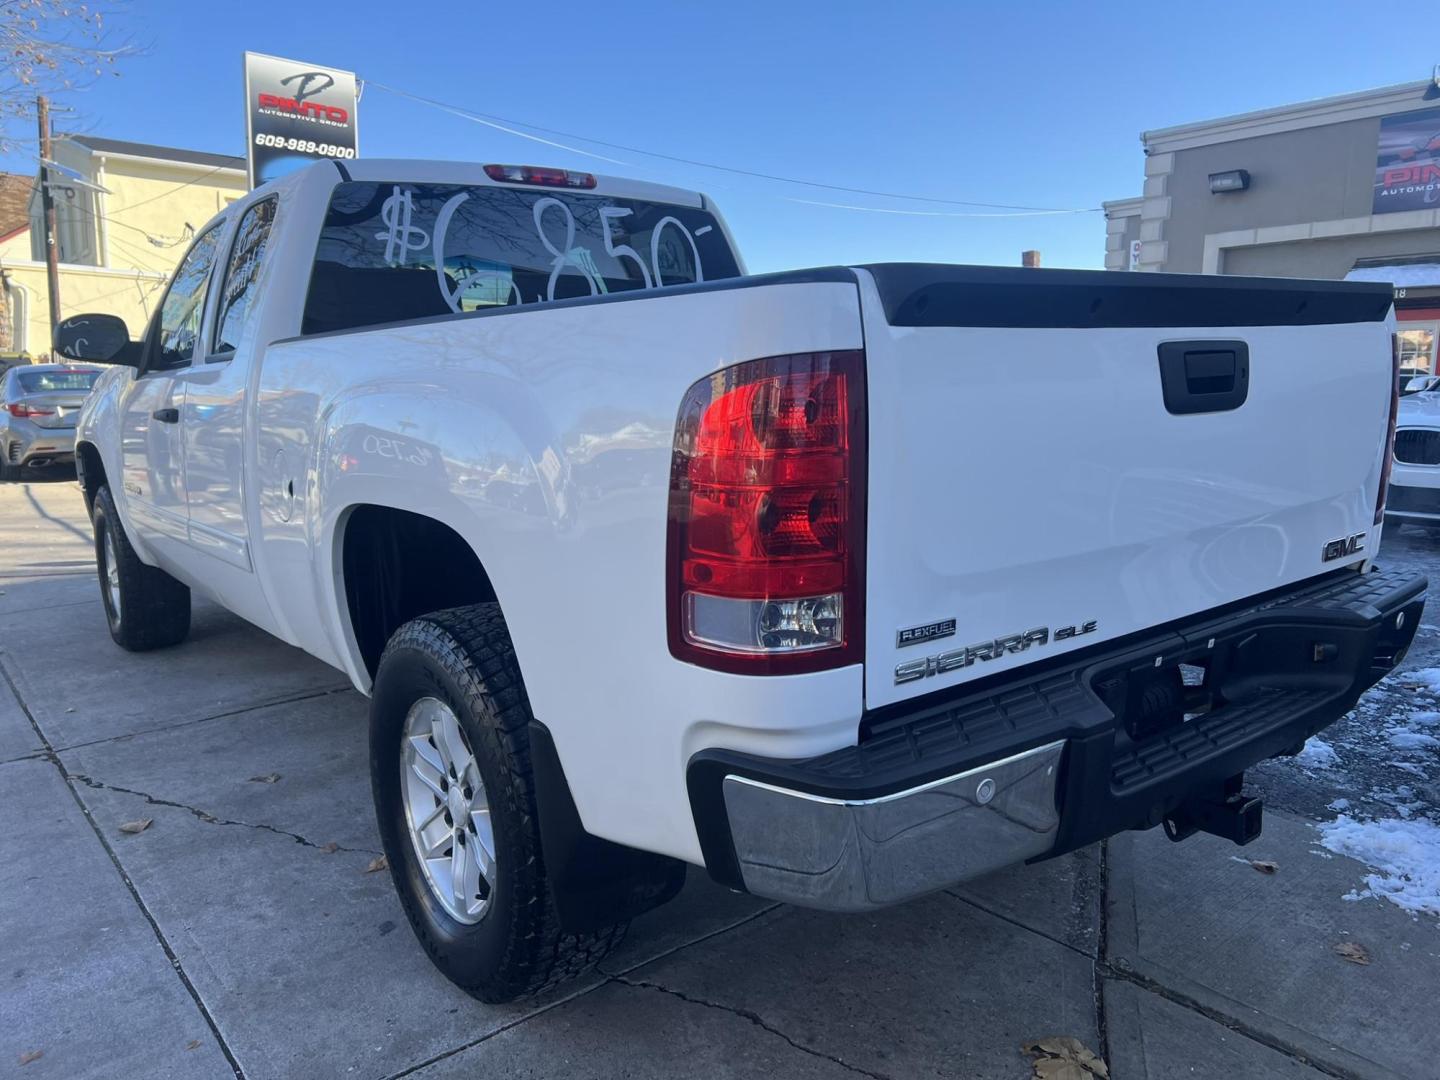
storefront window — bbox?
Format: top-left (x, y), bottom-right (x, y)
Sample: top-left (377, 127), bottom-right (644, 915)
top-left (1397, 324), bottom-right (1438, 375)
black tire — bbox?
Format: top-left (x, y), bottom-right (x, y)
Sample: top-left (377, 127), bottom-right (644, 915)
top-left (92, 485), bottom-right (191, 651)
top-left (0, 460), bottom-right (22, 483)
top-left (370, 604), bottom-right (625, 1002)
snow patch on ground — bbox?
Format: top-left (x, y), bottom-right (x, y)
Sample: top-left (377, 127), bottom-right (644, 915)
top-left (1390, 731), bottom-right (1440, 751)
top-left (1390, 761), bottom-right (1430, 778)
top-left (1317, 815), bottom-right (1440, 918)
top-left (1296, 737), bottom-right (1339, 769)
top-left (1403, 668), bottom-right (1440, 694)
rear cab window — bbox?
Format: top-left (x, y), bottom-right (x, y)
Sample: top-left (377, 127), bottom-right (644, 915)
top-left (16, 369), bottom-right (101, 393)
top-left (302, 180), bottom-right (741, 335)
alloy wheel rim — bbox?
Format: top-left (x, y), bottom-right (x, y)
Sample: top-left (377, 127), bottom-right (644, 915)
top-left (104, 527), bottom-right (121, 623)
top-left (399, 696), bottom-right (495, 924)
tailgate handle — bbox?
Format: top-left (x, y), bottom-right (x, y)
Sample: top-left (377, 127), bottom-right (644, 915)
top-left (1157, 340), bottom-right (1249, 415)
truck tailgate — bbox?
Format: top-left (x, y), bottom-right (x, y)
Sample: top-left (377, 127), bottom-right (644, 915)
top-left (858, 264), bottom-right (1396, 710)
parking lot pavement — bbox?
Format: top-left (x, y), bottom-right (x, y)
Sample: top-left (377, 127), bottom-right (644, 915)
top-left (2, 477), bottom-right (1437, 1080)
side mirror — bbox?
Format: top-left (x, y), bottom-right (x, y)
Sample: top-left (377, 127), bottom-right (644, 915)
top-left (1403, 375), bottom-right (1438, 395)
top-left (53, 313), bottom-right (137, 366)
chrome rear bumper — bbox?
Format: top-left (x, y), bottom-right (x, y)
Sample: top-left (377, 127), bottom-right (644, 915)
top-left (690, 567), bottom-right (1425, 914)
top-left (721, 741), bottom-right (1065, 911)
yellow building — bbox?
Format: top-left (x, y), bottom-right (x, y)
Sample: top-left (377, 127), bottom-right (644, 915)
top-left (0, 135), bottom-right (247, 357)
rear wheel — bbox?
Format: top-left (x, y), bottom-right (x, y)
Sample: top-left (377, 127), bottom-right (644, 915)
top-left (370, 604), bottom-right (624, 1002)
top-left (92, 485), bottom-right (191, 651)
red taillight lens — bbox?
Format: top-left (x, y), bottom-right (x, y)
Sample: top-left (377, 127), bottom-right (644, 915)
top-left (6, 402), bottom-right (53, 418)
top-left (1376, 334), bottom-right (1400, 525)
top-left (483, 164), bottom-right (597, 189)
top-left (667, 351), bottom-right (865, 674)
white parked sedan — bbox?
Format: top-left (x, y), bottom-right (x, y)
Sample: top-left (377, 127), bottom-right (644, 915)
top-left (1386, 389), bottom-right (1440, 527)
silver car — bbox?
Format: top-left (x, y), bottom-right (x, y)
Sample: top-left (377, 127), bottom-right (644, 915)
top-left (0, 363), bottom-right (105, 480)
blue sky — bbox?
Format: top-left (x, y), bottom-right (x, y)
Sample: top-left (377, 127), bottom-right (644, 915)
top-left (7, 0), bottom-right (1439, 272)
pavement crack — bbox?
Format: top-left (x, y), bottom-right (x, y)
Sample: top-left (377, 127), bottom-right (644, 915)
top-left (1099, 960), bottom-right (1364, 1080)
top-left (68, 772), bottom-right (379, 855)
top-left (951, 862), bottom-right (1365, 1080)
top-left (595, 902), bottom-right (782, 980)
top-left (49, 685), bottom-right (356, 755)
top-left (0, 662), bottom-right (247, 1080)
top-left (1094, 839), bottom-right (1111, 1068)
top-left (613, 974), bottom-right (894, 1080)
top-left (946, 888), bottom-right (1090, 959)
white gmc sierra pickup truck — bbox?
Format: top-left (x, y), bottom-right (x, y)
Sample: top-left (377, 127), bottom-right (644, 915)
top-left (61, 158), bottom-right (1426, 1002)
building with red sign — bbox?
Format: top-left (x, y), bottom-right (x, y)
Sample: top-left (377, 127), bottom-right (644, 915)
top-left (1105, 70), bottom-right (1440, 376)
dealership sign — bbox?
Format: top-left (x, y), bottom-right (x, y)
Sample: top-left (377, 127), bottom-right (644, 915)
top-left (244, 52), bottom-right (358, 188)
top-left (1373, 107), bottom-right (1440, 215)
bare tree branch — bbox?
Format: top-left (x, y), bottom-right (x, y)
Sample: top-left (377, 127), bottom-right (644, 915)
top-left (0, 0), bottom-right (137, 153)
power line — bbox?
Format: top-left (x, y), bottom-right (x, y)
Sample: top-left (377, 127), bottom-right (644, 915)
top-left (60, 272), bottom-right (165, 308)
top-left (104, 228), bottom-right (180, 271)
top-left (107, 164), bottom-right (229, 217)
top-left (23, 172), bottom-right (189, 246)
top-left (365, 80), bottom-right (1098, 216)
top-left (50, 185), bottom-right (188, 246)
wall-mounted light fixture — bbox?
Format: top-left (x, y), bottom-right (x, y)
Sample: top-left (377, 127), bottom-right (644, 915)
top-left (1208, 169), bottom-right (1251, 194)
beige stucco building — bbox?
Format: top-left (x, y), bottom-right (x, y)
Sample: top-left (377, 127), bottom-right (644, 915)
top-left (0, 135), bottom-right (246, 357)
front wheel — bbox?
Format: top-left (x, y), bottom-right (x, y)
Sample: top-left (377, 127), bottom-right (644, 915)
top-left (369, 604), bottom-right (624, 1002)
top-left (92, 485), bottom-right (191, 651)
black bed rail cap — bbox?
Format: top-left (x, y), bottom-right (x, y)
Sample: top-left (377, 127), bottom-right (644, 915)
top-left (856, 263), bottom-right (1395, 329)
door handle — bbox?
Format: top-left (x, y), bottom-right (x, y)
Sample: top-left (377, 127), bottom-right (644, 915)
top-left (152, 407), bottom-right (179, 424)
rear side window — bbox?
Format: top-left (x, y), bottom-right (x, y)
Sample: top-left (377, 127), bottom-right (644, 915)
top-left (214, 198), bottom-right (278, 355)
top-left (303, 181), bottom-right (741, 335)
top-left (154, 225), bottom-right (223, 367)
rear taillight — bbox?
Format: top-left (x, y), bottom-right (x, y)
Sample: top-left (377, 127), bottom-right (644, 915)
top-left (483, 164), bottom-right (597, 189)
top-left (1376, 334), bottom-right (1400, 525)
top-left (667, 351), bottom-right (865, 674)
top-left (6, 402), bottom-right (53, 418)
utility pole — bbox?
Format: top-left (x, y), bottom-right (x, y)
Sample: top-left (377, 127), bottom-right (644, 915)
top-left (37, 95), bottom-right (62, 347)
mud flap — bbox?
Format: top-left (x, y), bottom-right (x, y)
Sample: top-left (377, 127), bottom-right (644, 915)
top-left (529, 720), bottom-right (687, 934)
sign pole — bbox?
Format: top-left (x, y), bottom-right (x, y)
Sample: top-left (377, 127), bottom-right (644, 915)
top-left (36, 95), bottom-right (62, 348)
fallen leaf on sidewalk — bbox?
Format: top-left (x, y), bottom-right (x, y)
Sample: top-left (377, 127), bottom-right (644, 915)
top-left (1248, 860), bottom-right (1278, 874)
top-left (366, 855), bottom-right (388, 873)
top-left (1333, 942), bottom-right (1371, 965)
top-left (185, 1040), bottom-right (201, 1051)
top-left (1023, 1036), bottom-right (1108, 1078)
top-left (321, 842), bottom-right (339, 854)
top-left (247, 773), bottom-right (281, 784)
top-left (118, 818), bottom-right (152, 835)
top-left (19, 1050), bottom-right (42, 1065)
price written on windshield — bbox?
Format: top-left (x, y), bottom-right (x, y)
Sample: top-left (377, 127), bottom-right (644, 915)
top-left (374, 185), bottom-right (709, 312)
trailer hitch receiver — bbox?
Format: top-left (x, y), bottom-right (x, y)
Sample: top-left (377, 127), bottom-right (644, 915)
top-left (1162, 777), bottom-right (1263, 846)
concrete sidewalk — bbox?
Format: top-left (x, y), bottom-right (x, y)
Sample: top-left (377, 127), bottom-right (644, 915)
top-left (1, 478), bottom-right (1436, 1079)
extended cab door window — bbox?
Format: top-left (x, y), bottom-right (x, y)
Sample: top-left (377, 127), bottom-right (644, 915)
top-left (213, 197), bottom-right (279, 358)
top-left (150, 225), bottom-right (223, 370)
top-left (302, 181), bottom-right (741, 335)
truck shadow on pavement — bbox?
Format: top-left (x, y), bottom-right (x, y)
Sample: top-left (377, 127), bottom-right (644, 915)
top-left (3, 516), bottom-right (1438, 1078)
